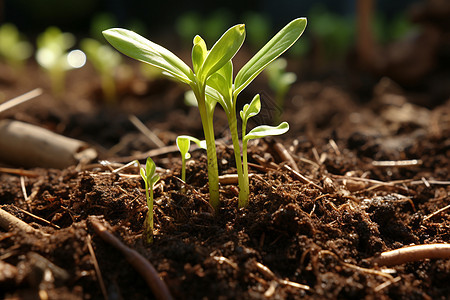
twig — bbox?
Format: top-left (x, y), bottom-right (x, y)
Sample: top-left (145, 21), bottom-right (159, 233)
top-left (283, 165), bottom-right (323, 192)
top-left (272, 141), bottom-right (299, 172)
top-left (86, 234), bottom-right (108, 300)
top-left (12, 205), bottom-right (60, 229)
top-left (88, 216), bottom-right (174, 300)
top-left (374, 276), bottom-right (402, 292)
top-left (371, 244), bottom-right (450, 267)
top-left (319, 250), bottom-right (394, 279)
top-left (423, 204), bottom-right (450, 221)
top-left (129, 115), bottom-right (165, 148)
top-left (372, 159), bottom-right (423, 168)
top-left (219, 173), bottom-right (255, 185)
top-left (0, 88), bottom-right (43, 113)
top-left (328, 139), bottom-right (341, 156)
top-left (0, 207), bottom-right (49, 237)
top-left (254, 261), bottom-right (311, 291)
top-left (0, 167), bottom-right (40, 177)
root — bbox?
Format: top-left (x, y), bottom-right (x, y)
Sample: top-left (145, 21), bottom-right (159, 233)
top-left (371, 244), bottom-right (450, 267)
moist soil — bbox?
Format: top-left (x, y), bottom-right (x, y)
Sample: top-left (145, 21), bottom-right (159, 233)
top-left (0, 58), bottom-right (449, 300)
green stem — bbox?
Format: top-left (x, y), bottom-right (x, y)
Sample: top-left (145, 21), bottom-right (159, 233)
top-left (193, 83), bottom-right (220, 211)
top-left (181, 156), bottom-right (186, 193)
top-left (227, 107), bottom-right (247, 207)
top-left (145, 185), bottom-right (154, 243)
top-left (240, 119), bottom-right (250, 208)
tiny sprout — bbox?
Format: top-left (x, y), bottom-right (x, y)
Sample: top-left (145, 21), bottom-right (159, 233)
top-left (0, 23), bottom-right (32, 71)
top-left (81, 38), bottom-right (121, 102)
top-left (176, 135), bottom-right (206, 192)
top-left (239, 94), bottom-right (289, 207)
top-left (265, 58), bottom-right (296, 124)
top-left (36, 27), bottom-right (85, 97)
top-left (137, 157), bottom-right (160, 244)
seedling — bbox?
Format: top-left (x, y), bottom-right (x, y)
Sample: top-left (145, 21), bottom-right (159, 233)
top-left (176, 135), bottom-right (206, 192)
top-left (205, 18), bottom-right (306, 207)
top-left (0, 23), bottom-right (32, 71)
top-left (81, 38), bottom-right (121, 102)
top-left (103, 24), bottom-right (245, 211)
top-left (138, 157), bottom-right (160, 244)
top-left (265, 58), bottom-right (297, 124)
top-left (103, 18), bottom-right (306, 210)
top-left (36, 27), bottom-right (86, 97)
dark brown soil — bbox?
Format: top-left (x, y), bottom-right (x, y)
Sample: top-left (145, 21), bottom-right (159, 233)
top-left (0, 56), bottom-right (449, 300)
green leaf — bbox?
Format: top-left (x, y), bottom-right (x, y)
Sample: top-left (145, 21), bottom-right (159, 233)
top-left (198, 24), bottom-right (245, 82)
top-left (192, 35), bottom-right (207, 74)
top-left (240, 94), bottom-right (261, 121)
top-left (150, 174), bottom-right (160, 186)
top-left (205, 85), bottom-right (227, 113)
top-left (244, 122), bottom-right (289, 142)
top-left (234, 18), bottom-right (306, 97)
top-left (103, 28), bottom-right (194, 84)
top-left (140, 167), bottom-right (147, 181)
top-left (145, 157), bottom-right (156, 178)
top-left (176, 136), bottom-right (191, 159)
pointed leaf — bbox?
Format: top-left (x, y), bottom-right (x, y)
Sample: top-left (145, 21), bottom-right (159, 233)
top-left (240, 94), bottom-right (261, 121)
top-left (145, 157), bottom-right (156, 178)
top-left (192, 35), bottom-right (207, 74)
top-left (150, 174), bottom-right (160, 186)
top-left (244, 122), bottom-right (289, 142)
top-left (103, 28), bottom-right (194, 84)
top-left (234, 18), bottom-right (306, 97)
top-left (199, 24), bottom-right (245, 82)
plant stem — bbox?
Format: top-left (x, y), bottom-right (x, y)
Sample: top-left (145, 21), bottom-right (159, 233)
top-left (227, 107), bottom-right (247, 207)
top-left (240, 119), bottom-right (250, 208)
top-left (181, 156), bottom-right (186, 193)
top-left (193, 83), bottom-right (220, 211)
top-left (145, 185), bottom-right (153, 243)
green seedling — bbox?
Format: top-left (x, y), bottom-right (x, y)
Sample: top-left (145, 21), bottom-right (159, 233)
top-left (265, 58), bottom-right (297, 124)
top-left (205, 18), bottom-right (306, 207)
top-left (0, 23), bottom-right (32, 71)
top-left (103, 18), bottom-right (306, 210)
top-left (36, 27), bottom-right (86, 97)
top-left (103, 24), bottom-right (246, 211)
top-left (176, 135), bottom-right (206, 193)
top-left (81, 38), bottom-right (121, 102)
top-left (138, 157), bottom-right (160, 244)
top-left (240, 95), bottom-right (289, 207)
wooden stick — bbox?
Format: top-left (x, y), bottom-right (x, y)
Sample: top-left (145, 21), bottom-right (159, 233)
top-left (86, 234), bottom-right (108, 300)
top-left (0, 207), bottom-right (49, 237)
top-left (372, 244), bottom-right (450, 267)
top-left (272, 141), bottom-right (299, 172)
top-left (283, 165), bottom-right (323, 192)
top-left (0, 88), bottom-right (43, 113)
top-left (88, 216), bottom-right (173, 300)
top-left (129, 115), bottom-right (165, 148)
top-left (0, 120), bottom-right (97, 168)
top-left (423, 204), bottom-right (450, 221)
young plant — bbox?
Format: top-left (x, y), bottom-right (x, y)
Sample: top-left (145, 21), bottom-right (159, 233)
top-left (81, 38), bottom-right (121, 102)
top-left (239, 95), bottom-right (289, 207)
top-left (0, 23), bottom-right (32, 71)
top-left (138, 157), bottom-right (160, 244)
top-left (103, 24), bottom-right (245, 211)
top-left (176, 135), bottom-right (206, 193)
top-left (206, 18), bottom-right (306, 207)
top-left (265, 58), bottom-right (297, 124)
top-left (36, 27), bottom-right (86, 97)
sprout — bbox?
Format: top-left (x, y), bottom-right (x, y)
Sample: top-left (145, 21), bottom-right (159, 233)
top-left (138, 157), bottom-right (160, 244)
top-left (36, 27), bottom-right (85, 97)
top-left (0, 23), bottom-right (32, 71)
top-left (81, 38), bottom-right (121, 102)
top-left (176, 135), bottom-right (206, 193)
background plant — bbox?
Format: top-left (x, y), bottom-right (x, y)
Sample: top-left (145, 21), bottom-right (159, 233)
top-left (0, 23), bottom-right (32, 72)
top-left (138, 157), bottom-right (160, 244)
top-left (81, 38), bottom-right (121, 102)
top-left (265, 58), bottom-right (297, 124)
top-left (36, 27), bottom-right (86, 97)
top-left (103, 24), bottom-right (245, 211)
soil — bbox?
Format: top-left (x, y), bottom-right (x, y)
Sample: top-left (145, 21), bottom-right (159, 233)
top-left (0, 53), bottom-right (449, 300)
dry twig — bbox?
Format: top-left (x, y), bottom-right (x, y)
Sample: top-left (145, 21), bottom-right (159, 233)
top-left (423, 204), bottom-right (450, 221)
top-left (283, 165), bottom-right (323, 192)
top-left (88, 216), bottom-right (173, 300)
top-left (0, 88), bottom-right (43, 113)
top-left (0, 207), bottom-right (49, 237)
top-left (86, 234), bottom-right (108, 300)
